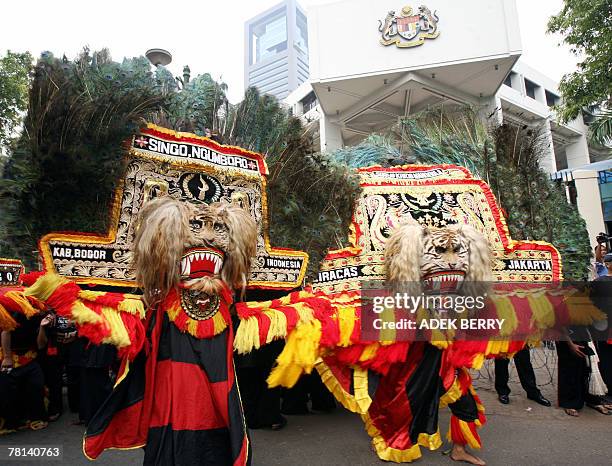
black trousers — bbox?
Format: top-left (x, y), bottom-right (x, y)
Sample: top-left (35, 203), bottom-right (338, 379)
top-left (0, 361), bottom-right (47, 427)
top-left (556, 341), bottom-right (601, 409)
top-left (236, 341), bottom-right (284, 429)
top-left (494, 347), bottom-right (541, 398)
top-left (281, 372), bottom-right (336, 414)
top-left (39, 353), bottom-right (64, 416)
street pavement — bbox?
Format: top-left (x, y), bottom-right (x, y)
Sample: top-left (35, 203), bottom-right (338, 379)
top-left (2, 353), bottom-right (611, 466)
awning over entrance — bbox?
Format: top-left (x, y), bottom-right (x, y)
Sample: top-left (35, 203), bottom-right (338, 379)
top-left (550, 159), bottom-right (612, 182)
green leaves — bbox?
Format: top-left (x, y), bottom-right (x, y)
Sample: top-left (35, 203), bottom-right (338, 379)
top-left (0, 49), bottom-right (169, 266)
top-left (0, 51), bottom-right (33, 153)
top-left (547, 0), bottom-right (612, 123)
top-left (588, 109), bottom-right (612, 146)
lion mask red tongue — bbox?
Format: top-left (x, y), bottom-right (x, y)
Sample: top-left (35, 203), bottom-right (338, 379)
top-left (180, 247), bottom-right (225, 280)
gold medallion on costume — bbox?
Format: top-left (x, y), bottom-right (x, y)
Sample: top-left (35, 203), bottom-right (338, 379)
top-left (180, 288), bottom-right (220, 321)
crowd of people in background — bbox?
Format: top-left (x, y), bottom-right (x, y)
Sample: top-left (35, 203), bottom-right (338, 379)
top-left (0, 308), bottom-right (116, 433)
top-left (496, 236), bottom-right (612, 416)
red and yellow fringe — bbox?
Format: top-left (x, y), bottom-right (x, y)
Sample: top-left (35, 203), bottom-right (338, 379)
top-left (25, 273), bottom-right (145, 360)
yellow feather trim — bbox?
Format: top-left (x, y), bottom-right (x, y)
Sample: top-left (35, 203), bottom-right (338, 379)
top-left (117, 299), bottom-right (146, 318)
top-left (315, 360), bottom-right (369, 414)
top-left (566, 293), bottom-right (606, 325)
top-left (101, 307), bottom-right (131, 348)
top-left (71, 300), bottom-right (104, 326)
top-left (293, 302), bottom-right (315, 323)
top-left (492, 296), bottom-right (518, 336)
top-left (3, 291), bottom-right (41, 319)
top-left (527, 294), bottom-right (555, 329)
top-left (25, 273), bottom-right (68, 301)
top-left (0, 305), bottom-right (18, 331)
top-left (362, 413), bottom-right (442, 462)
top-left (267, 319), bottom-right (322, 388)
top-left (212, 311), bottom-right (228, 335)
top-left (78, 290), bottom-right (106, 301)
top-left (233, 317), bottom-right (261, 354)
top-left (337, 306), bottom-right (357, 347)
top-left (263, 309), bottom-right (288, 343)
top-left (359, 343), bottom-right (380, 362)
top-left (353, 367), bottom-right (373, 413)
top-left (446, 418), bottom-right (481, 450)
top-left (439, 378), bottom-right (462, 408)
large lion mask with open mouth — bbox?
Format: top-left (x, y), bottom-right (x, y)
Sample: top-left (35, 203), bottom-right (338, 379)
top-left (132, 196), bottom-right (257, 307)
top-left (385, 221), bottom-right (492, 300)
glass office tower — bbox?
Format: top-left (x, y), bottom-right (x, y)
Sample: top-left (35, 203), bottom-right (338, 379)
top-left (245, 0), bottom-right (309, 100)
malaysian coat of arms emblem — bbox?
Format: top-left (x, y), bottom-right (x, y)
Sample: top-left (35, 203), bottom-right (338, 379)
top-left (379, 5), bottom-right (440, 48)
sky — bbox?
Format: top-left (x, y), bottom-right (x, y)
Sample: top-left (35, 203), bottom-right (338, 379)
top-left (0, 0), bottom-right (578, 103)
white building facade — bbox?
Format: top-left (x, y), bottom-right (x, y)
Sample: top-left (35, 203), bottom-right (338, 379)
top-left (283, 0), bottom-right (610, 246)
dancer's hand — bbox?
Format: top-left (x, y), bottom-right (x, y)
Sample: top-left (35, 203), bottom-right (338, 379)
top-left (40, 314), bottom-right (55, 327)
top-left (568, 342), bottom-right (587, 358)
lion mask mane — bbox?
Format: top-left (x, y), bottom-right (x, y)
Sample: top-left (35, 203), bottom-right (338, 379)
top-left (132, 196), bottom-right (257, 305)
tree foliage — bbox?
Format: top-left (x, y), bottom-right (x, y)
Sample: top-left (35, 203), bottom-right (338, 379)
top-left (0, 49), bottom-right (170, 264)
top-left (0, 50), bottom-right (360, 278)
top-left (0, 51), bottom-right (33, 153)
top-left (547, 0), bottom-right (612, 123)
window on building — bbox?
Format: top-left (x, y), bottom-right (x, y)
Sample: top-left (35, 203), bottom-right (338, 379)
top-left (295, 9), bottom-right (308, 56)
top-left (301, 91), bottom-right (317, 113)
top-left (250, 9), bottom-right (288, 65)
top-left (545, 90), bottom-right (559, 107)
top-left (524, 79), bottom-right (540, 100)
top-left (567, 180), bottom-right (578, 206)
top-left (503, 71), bottom-right (517, 89)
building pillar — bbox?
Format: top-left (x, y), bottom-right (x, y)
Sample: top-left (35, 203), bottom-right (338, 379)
top-left (320, 114), bottom-right (343, 152)
top-left (540, 120), bottom-right (556, 174)
top-left (566, 136), bottom-right (605, 246)
top-left (478, 96), bottom-right (503, 127)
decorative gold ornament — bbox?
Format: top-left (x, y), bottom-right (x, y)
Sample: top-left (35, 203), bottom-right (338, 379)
top-left (180, 288), bottom-right (220, 321)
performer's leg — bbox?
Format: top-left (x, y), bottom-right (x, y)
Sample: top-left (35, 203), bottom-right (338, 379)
top-left (238, 342), bottom-right (285, 429)
top-left (66, 364), bottom-right (80, 413)
top-left (18, 362), bottom-right (48, 424)
top-left (308, 371), bottom-right (336, 412)
top-left (447, 373), bottom-right (486, 466)
top-left (0, 369), bottom-right (19, 429)
top-left (513, 348), bottom-right (539, 398)
top-left (596, 341), bottom-right (612, 402)
top-left (281, 375), bottom-right (310, 415)
top-left (556, 342), bottom-right (586, 411)
top-left (493, 357), bottom-right (510, 403)
top-left (364, 344), bottom-right (443, 462)
top-left (79, 367), bottom-right (112, 425)
top-left (40, 353), bottom-right (63, 418)
top-left (236, 366), bottom-right (261, 428)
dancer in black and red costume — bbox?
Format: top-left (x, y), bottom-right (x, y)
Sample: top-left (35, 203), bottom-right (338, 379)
top-left (27, 197), bottom-right (257, 465)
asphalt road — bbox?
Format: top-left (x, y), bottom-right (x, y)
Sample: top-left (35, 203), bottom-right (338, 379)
top-left (1, 355), bottom-right (611, 466)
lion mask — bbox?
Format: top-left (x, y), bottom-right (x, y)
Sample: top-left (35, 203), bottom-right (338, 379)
top-left (132, 196), bottom-right (257, 305)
